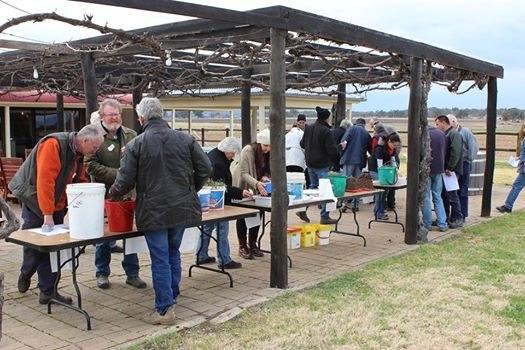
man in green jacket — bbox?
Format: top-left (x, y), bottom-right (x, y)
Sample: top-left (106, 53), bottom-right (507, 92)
top-left (85, 99), bottom-right (146, 290)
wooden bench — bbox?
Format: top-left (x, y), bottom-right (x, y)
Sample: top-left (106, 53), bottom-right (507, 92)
top-left (0, 157), bottom-right (23, 203)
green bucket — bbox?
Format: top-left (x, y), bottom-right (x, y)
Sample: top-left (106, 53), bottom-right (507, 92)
top-left (378, 166), bottom-right (397, 185)
top-left (328, 175), bottom-right (347, 196)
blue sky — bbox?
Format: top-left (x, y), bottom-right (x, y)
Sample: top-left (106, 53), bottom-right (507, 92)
top-left (0, 0), bottom-right (522, 111)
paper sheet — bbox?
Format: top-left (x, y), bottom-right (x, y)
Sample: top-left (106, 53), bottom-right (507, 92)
top-left (124, 236), bottom-right (148, 255)
top-left (319, 178), bottom-right (337, 212)
top-left (245, 213), bottom-right (261, 229)
top-left (28, 224), bottom-right (69, 236)
top-left (50, 248), bottom-right (77, 272)
top-left (508, 156), bottom-right (519, 168)
top-left (443, 171), bottom-right (459, 191)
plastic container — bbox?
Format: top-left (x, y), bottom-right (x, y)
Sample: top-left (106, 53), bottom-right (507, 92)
top-left (253, 195), bottom-right (271, 206)
top-left (287, 172), bottom-right (305, 200)
top-left (198, 188), bottom-right (211, 212)
top-left (299, 224), bottom-right (316, 248)
top-left (209, 187), bottom-right (226, 210)
top-left (263, 181), bottom-right (272, 194)
top-left (328, 174), bottom-right (347, 196)
top-left (378, 166), bottom-right (397, 185)
top-left (105, 199), bottom-right (135, 232)
top-left (316, 224), bottom-right (331, 245)
top-left (287, 226), bottom-right (301, 250)
top-left (66, 183), bottom-right (105, 239)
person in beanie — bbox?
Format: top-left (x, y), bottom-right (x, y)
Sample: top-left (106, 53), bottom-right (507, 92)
top-left (300, 107), bottom-right (340, 225)
top-left (196, 137), bottom-right (250, 269)
top-left (232, 128), bottom-right (271, 259)
top-left (110, 97), bottom-right (211, 325)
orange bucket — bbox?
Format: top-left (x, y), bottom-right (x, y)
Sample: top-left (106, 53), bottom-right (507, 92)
top-left (104, 199), bottom-right (135, 232)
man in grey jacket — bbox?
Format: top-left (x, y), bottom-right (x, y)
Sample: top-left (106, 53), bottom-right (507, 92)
top-left (110, 97), bottom-right (211, 325)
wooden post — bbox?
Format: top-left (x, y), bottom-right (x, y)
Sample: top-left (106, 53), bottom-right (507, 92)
top-left (481, 77), bottom-right (497, 217)
top-left (269, 27), bottom-right (287, 289)
top-left (56, 93), bottom-right (65, 131)
top-left (80, 52), bottom-right (98, 117)
top-left (132, 79), bottom-right (143, 132)
top-left (405, 57), bottom-right (423, 244)
top-left (334, 82), bottom-right (346, 127)
top-left (241, 68), bottom-right (252, 146)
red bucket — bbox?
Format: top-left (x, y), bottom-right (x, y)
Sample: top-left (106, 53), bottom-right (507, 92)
top-left (104, 199), bottom-right (135, 232)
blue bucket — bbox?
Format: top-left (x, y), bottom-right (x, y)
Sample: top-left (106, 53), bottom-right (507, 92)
top-left (198, 188), bottom-right (211, 212)
top-left (287, 182), bottom-right (304, 200)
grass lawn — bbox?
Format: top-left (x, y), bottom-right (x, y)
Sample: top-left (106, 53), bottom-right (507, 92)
top-left (131, 211), bottom-right (525, 349)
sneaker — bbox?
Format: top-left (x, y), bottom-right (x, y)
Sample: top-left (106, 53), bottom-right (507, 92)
top-left (438, 226), bottom-right (448, 232)
top-left (431, 220), bottom-right (438, 227)
top-left (97, 275), bottom-right (110, 289)
top-left (197, 257), bottom-right (216, 265)
top-left (220, 261), bottom-right (242, 269)
top-left (143, 305), bottom-right (176, 325)
top-left (449, 220), bottom-right (464, 229)
top-left (496, 205), bottom-right (511, 213)
top-left (296, 211), bottom-right (310, 223)
top-left (320, 217), bottom-right (338, 225)
top-left (251, 248), bottom-right (264, 258)
top-left (239, 245), bottom-right (253, 260)
top-left (126, 276), bottom-right (147, 289)
top-left (377, 214), bottom-right (389, 221)
top-left (18, 273), bottom-right (31, 293)
top-left (110, 245), bottom-right (124, 253)
top-left (39, 291), bottom-right (73, 305)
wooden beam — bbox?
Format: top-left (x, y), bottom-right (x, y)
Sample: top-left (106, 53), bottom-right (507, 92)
top-left (405, 57), bottom-right (423, 244)
top-left (0, 39), bottom-right (71, 54)
top-left (241, 68), bottom-right (252, 146)
top-left (269, 27), bottom-right (288, 289)
top-left (278, 7), bottom-right (503, 78)
top-left (67, 0), bottom-right (288, 28)
top-left (80, 52), bottom-right (98, 115)
top-left (56, 93), bottom-right (65, 131)
top-left (481, 77), bottom-right (497, 217)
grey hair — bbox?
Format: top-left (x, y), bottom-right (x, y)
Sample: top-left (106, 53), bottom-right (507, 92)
top-left (136, 97), bottom-right (163, 121)
top-left (217, 137), bottom-right (241, 153)
top-left (77, 124), bottom-right (104, 141)
top-left (98, 98), bottom-right (122, 116)
top-left (340, 119), bottom-right (352, 129)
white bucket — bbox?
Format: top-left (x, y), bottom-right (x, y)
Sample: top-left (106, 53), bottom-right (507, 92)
top-left (287, 172), bottom-right (305, 200)
top-left (317, 229), bottom-right (330, 245)
top-left (66, 183), bottom-right (105, 239)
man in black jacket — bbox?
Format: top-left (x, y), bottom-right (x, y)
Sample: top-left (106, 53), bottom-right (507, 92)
top-left (110, 97), bottom-right (211, 325)
top-left (300, 106), bottom-right (340, 225)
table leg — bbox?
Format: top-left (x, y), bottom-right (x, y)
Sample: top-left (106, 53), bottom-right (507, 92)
top-left (47, 246), bottom-right (92, 330)
top-left (255, 211), bottom-right (292, 268)
top-left (368, 190), bottom-right (405, 232)
top-left (331, 198), bottom-right (367, 246)
top-left (188, 226), bottom-right (234, 287)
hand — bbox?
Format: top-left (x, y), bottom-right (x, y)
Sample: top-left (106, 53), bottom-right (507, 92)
top-left (242, 189), bottom-right (252, 198)
top-left (256, 182), bottom-right (268, 196)
top-left (43, 214), bottom-right (55, 229)
top-left (341, 140), bottom-right (347, 150)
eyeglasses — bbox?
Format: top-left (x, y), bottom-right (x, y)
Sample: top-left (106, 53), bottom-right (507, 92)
top-left (103, 113), bottom-right (120, 117)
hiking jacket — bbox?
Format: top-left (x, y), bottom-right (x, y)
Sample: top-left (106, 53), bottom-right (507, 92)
top-left (207, 147), bottom-right (243, 204)
top-left (300, 119), bottom-right (339, 169)
top-left (109, 118), bottom-right (211, 231)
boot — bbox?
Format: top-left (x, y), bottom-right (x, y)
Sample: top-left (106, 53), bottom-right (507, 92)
top-left (238, 239), bottom-right (253, 260)
top-left (249, 237), bottom-right (264, 258)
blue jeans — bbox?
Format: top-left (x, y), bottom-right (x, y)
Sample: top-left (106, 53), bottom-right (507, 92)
top-left (196, 220), bottom-right (232, 266)
top-left (94, 242), bottom-right (140, 278)
top-left (20, 203), bottom-right (64, 295)
top-left (144, 225), bottom-right (185, 314)
top-left (308, 167), bottom-right (330, 219)
top-left (457, 161), bottom-right (471, 218)
top-left (422, 174), bottom-right (448, 229)
top-left (370, 171), bottom-right (385, 218)
top-left (504, 172), bottom-right (525, 210)
top-left (342, 164), bottom-right (362, 178)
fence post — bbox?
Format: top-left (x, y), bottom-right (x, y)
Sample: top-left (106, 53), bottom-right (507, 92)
top-left (226, 127), bottom-right (230, 137)
top-left (201, 128), bottom-right (205, 146)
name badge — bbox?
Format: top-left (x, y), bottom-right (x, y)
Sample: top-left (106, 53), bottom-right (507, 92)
top-left (107, 144), bottom-right (115, 151)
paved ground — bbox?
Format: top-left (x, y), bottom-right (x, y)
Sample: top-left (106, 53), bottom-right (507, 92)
top-left (0, 185), bottom-right (521, 349)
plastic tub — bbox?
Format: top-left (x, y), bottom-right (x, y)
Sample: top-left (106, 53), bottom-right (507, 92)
top-left (378, 166), bottom-right (397, 185)
top-left (105, 199), bottom-right (135, 232)
top-left (328, 174), bottom-right (347, 196)
top-left (198, 188), bottom-right (211, 212)
top-left (209, 187), bottom-right (225, 210)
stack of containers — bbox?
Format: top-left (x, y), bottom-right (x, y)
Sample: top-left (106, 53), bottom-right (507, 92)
top-left (316, 224), bottom-right (331, 245)
top-left (287, 226), bottom-right (302, 250)
top-left (299, 224), bottom-right (317, 247)
top-left (287, 172), bottom-right (305, 201)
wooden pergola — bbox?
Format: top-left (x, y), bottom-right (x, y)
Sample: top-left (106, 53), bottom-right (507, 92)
top-left (0, 0), bottom-right (504, 288)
